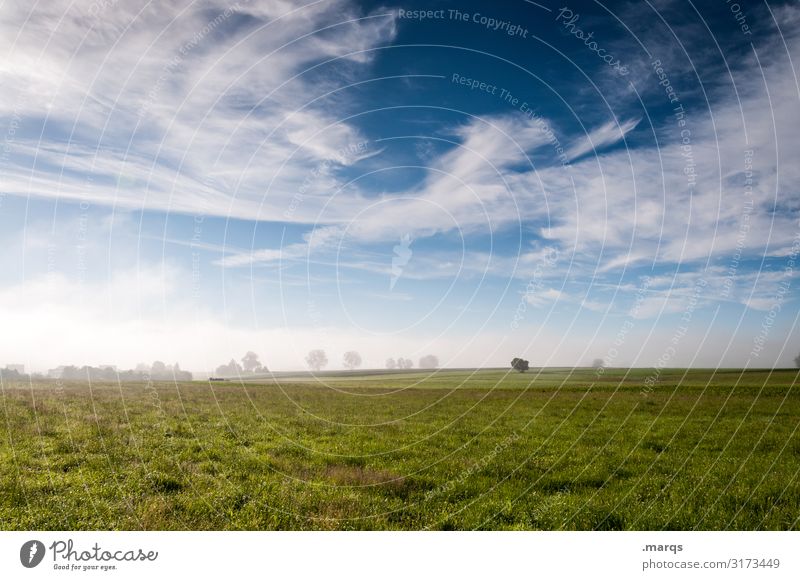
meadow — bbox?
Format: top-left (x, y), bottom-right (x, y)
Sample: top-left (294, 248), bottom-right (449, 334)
top-left (1, 368), bottom-right (799, 530)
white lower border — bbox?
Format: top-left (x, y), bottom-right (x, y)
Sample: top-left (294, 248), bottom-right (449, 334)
top-left (1, 531), bottom-right (797, 579)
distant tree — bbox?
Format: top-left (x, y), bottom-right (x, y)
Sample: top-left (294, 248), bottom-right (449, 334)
top-left (0, 368), bottom-right (24, 380)
top-left (511, 357), bottom-right (529, 373)
top-left (150, 361), bottom-right (185, 380)
top-left (214, 361), bottom-right (226, 377)
top-left (342, 351), bottom-right (362, 370)
top-left (241, 351), bottom-right (264, 373)
top-left (396, 357), bottom-right (413, 369)
top-left (215, 358), bottom-right (243, 377)
top-left (795, 352), bottom-right (800, 368)
top-left (17, 362), bottom-right (190, 382)
top-left (172, 362), bottom-right (192, 381)
top-left (591, 358), bottom-right (605, 369)
top-left (418, 354), bottom-right (439, 369)
top-left (306, 349), bottom-right (328, 372)
top-left (385, 358), bottom-right (397, 370)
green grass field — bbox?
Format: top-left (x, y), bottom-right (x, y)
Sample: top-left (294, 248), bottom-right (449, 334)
top-left (2, 368), bottom-right (799, 530)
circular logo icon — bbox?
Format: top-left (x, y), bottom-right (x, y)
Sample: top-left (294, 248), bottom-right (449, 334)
top-left (20, 540), bottom-right (45, 568)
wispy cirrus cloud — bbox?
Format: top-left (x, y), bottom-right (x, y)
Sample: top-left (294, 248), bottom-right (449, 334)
top-left (0, 0), bottom-right (396, 220)
top-left (2, 0), bottom-right (800, 371)
top-left (564, 117), bottom-right (641, 161)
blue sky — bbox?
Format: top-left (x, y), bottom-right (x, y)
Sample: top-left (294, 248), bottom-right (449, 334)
top-left (1, 0), bottom-right (799, 372)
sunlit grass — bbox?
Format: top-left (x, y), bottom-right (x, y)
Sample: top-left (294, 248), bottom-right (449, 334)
top-left (1, 368), bottom-right (798, 530)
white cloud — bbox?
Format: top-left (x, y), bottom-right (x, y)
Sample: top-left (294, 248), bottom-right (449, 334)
top-left (3, 0), bottom-right (800, 374)
top-left (533, 18), bottom-right (800, 290)
top-left (524, 287), bottom-right (562, 307)
top-left (7, 0), bottom-right (796, 288)
top-left (0, 0), bottom-right (397, 222)
top-left (564, 117), bottom-right (641, 161)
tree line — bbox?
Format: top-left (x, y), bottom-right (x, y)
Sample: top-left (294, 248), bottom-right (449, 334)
top-left (0, 361), bottom-right (193, 381)
top-left (304, 351), bottom-right (439, 372)
top-left (211, 350), bottom-right (440, 376)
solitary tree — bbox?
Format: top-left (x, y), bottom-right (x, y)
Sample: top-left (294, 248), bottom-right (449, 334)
top-left (591, 358), bottom-right (605, 369)
top-left (385, 358), bottom-right (397, 369)
top-left (241, 351), bottom-right (265, 373)
top-left (306, 349), bottom-right (328, 372)
top-left (419, 354), bottom-right (439, 369)
top-left (343, 351), bottom-right (362, 370)
top-left (795, 352), bottom-right (800, 368)
top-left (511, 357), bottom-right (530, 373)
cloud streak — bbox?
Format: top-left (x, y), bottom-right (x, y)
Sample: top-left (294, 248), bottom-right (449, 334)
top-left (565, 117), bottom-right (641, 161)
